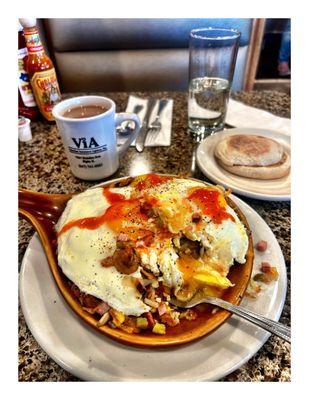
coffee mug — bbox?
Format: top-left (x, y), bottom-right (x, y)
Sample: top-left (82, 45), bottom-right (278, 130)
top-left (52, 95), bottom-right (141, 180)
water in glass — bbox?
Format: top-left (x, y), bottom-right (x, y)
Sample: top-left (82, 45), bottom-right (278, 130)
top-left (188, 77), bottom-right (230, 136)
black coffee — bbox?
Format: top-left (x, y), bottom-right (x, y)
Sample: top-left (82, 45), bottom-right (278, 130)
top-left (63, 104), bottom-right (109, 118)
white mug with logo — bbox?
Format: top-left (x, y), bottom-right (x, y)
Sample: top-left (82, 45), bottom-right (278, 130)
top-left (52, 95), bottom-right (141, 180)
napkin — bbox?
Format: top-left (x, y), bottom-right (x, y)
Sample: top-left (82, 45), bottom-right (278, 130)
top-left (226, 98), bottom-right (291, 136)
top-left (117, 95), bottom-right (173, 147)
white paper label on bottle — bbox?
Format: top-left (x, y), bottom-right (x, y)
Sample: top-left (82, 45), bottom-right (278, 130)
top-left (18, 47), bottom-right (36, 107)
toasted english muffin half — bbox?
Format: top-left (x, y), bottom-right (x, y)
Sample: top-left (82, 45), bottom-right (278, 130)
top-left (215, 134), bottom-right (290, 180)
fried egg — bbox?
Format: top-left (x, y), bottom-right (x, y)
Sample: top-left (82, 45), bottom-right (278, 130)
top-left (56, 175), bottom-right (249, 316)
top-left (56, 187), bottom-right (150, 316)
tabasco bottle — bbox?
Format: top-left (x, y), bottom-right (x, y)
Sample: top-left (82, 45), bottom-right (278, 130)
top-left (19, 18), bottom-right (61, 121)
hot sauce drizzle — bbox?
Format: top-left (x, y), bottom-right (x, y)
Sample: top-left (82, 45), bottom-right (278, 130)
top-left (58, 185), bottom-right (148, 237)
top-left (103, 188), bottom-right (126, 203)
top-left (135, 174), bottom-right (172, 191)
top-left (57, 198), bottom-right (143, 236)
top-left (188, 188), bottom-right (234, 224)
top-left (57, 176), bottom-right (234, 238)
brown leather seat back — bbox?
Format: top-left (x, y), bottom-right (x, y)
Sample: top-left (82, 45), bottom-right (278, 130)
top-left (42, 18), bottom-right (252, 92)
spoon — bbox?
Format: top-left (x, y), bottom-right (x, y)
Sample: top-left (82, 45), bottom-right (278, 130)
top-left (117, 104), bottom-right (144, 135)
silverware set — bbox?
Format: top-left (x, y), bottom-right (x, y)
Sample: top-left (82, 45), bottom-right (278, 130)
top-left (147, 99), bottom-right (169, 143)
top-left (117, 97), bottom-right (168, 152)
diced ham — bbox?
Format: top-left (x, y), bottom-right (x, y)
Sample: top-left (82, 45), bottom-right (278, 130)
top-left (83, 294), bottom-right (100, 309)
top-left (261, 261), bottom-right (271, 273)
top-left (70, 283), bottom-right (100, 309)
top-left (160, 311), bottom-right (180, 327)
top-left (70, 284), bottom-right (81, 298)
top-left (93, 301), bottom-right (110, 316)
top-left (256, 240), bottom-right (268, 252)
top-left (117, 233), bottom-right (129, 242)
top-left (143, 311), bottom-right (154, 328)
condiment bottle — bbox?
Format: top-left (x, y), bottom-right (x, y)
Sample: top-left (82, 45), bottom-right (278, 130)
top-left (19, 18), bottom-right (61, 122)
top-left (18, 22), bottom-right (39, 121)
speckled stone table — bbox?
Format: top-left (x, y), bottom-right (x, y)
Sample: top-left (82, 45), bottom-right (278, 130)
top-left (18, 91), bottom-right (291, 382)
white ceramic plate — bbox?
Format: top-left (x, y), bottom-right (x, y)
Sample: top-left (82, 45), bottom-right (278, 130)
top-left (19, 194), bottom-right (287, 381)
top-left (196, 128), bottom-right (291, 201)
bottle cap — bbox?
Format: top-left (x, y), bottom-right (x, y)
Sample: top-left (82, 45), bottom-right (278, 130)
top-left (19, 18), bottom-right (37, 28)
top-left (18, 117), bottom-right (32, 142)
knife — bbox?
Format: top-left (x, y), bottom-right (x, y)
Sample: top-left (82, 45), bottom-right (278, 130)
top-left (135, 98), bottom-right (157, 152)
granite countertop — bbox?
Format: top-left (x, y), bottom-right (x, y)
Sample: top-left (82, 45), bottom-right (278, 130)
top-left (18, 90), bottom-right (291, 382)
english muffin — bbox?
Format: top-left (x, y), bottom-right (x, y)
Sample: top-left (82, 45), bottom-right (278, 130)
top-left (215, 134), bottom-right (290, 180)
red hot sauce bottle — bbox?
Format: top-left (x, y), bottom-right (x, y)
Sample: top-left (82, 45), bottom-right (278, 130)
top-left (19, 18), bottom-right (61, 122)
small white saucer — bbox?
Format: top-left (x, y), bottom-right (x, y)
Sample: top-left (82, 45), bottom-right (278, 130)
top-left (196, 128), bottom-right (291, 201)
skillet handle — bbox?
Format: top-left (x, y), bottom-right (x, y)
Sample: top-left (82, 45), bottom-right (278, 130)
top-left (18, 188), bottom-right (72, 212)
top-left (18, 189), bottom-right (73, 242)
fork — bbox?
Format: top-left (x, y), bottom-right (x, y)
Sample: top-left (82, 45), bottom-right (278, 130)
top-left (170, 296), bottom-right (291, 343)
top-left (147, 99), bottom-right (169, 140)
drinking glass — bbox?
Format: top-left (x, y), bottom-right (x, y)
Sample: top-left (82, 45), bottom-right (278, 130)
top-left (188, 28), bottom-right (240, 138)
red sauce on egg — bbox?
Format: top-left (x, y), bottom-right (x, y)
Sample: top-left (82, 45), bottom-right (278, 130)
top-left (57, 198), bottom-right (146, 236)
top-left (188, 188), bottom-right (234, 224)
top-left (58, 176), bottom-right (234, 239)
top-left (135, 174), bottom-right (172, 191)
top-left (57, 181), bottom-right (160, 237)
top-left (103, 188), bottom-right (126, 203)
